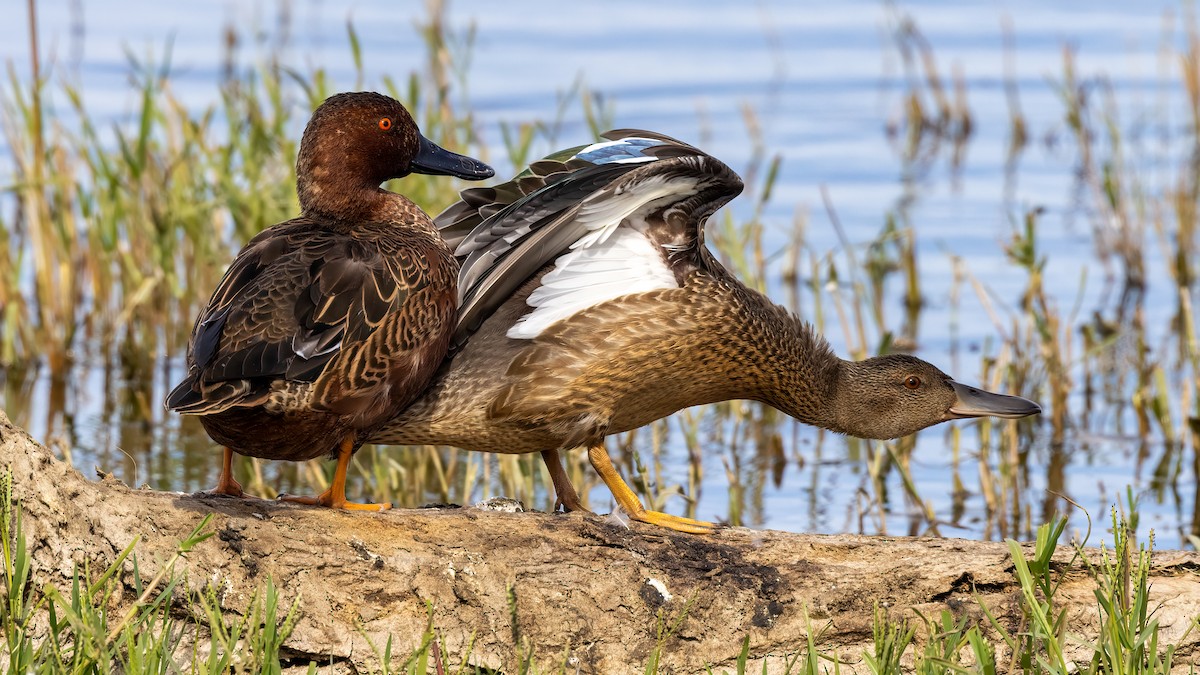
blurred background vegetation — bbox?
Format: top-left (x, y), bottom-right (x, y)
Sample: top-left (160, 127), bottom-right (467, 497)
top-left (0, 0), bottom-right (1197, 550)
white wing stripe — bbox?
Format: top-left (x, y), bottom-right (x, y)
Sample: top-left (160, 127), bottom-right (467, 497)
top-left (504, 172), bottom-right (707, 340)
top-left (507, 227), bottom-right (677, 339)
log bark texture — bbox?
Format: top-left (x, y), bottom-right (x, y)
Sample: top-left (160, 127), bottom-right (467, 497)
top-left (3, 409), bottom-right (1199, 673)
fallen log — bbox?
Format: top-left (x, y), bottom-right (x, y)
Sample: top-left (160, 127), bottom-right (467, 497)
top-left (2, 408), bottom-right (1198, 673)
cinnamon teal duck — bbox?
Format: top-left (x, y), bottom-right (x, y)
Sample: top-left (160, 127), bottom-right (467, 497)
top-left (165, 91), bottom-right (494, 511)
top-left (370, 129), bottom-right (1040, 532)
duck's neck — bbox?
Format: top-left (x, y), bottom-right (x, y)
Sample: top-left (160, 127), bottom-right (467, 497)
top-left (759, 333), bottom-right (849, 434)
top-left (743, 300), bottom-right (924, 440)
top-left (724, 283), bottom-right (850, 434)
top-left (296, 147), bottom-right (428, 230)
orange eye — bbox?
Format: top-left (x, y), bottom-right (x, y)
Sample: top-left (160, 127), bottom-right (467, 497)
top-left (378, 117), bottom-right (393, 131)
top-left (904, 376), bottom-right (922, 390)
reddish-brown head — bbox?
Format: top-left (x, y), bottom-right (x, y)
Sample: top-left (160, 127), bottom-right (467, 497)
top-left (296, 91), bottom-right (493, 220)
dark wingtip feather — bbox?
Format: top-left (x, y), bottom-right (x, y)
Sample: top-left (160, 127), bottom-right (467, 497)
top-left (167, 378), bottom-right (261, 415)
top-left (478, 204), bottom-right (505, 220)
top-left (529, 159), bottom-right (568, 176)
top-left (164, 377), bottom-right (205, 413)
top-left (517, 175), bottom-right (548, 195)
top-left (192, 305), bottom-right (232, 369)
top-left (460, 187), bottom-right (498, 208)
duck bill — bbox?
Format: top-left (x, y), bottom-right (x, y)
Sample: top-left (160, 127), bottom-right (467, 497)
top-left (947, 381), bottom-right (1042, 420)
top-left (410, 135), bottom-right (494, 180)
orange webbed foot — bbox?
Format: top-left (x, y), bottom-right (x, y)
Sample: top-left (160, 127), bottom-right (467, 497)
top-left (587, 444), bottom-right (716, 535)
top-left (199, 447), bottom-right (245, 498)
top-left (278, 491), bottom-right (391, 511)
top-left (277, 434), bottom-right (390, 511)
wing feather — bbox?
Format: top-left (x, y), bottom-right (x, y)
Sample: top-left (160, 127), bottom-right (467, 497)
top-left (434, 130), bottom-right (744, 347)
top-left (166, 218), bottom-right (430, 414)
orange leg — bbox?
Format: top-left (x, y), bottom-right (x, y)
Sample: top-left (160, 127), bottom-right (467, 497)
top-left (279, 434), bottom-right (391, 511)
top-left (540, 449), bottom-right (587, 513)
top-left (587, 444), bottom-right (714, 534)
top-left (206, 447), bottom-right (244, 497)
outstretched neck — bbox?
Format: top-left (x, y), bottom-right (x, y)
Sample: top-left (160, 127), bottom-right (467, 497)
top-left (720, 283), bottom-right (846, 432)
top-left (756, 333), bottom-right (920, 439)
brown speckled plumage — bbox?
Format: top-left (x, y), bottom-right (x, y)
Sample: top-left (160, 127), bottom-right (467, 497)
top-left (377, 264), bottom-right (862, 445)
top-left (165, 91), bottom-right (493, 508)
top-left (370, 129), bottom-right (1040, 530)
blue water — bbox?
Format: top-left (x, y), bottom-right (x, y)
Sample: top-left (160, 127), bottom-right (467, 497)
top-left (2, 0), bottom-right (1195, 547)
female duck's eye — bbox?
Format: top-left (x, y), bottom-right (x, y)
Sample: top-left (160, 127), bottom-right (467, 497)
top-left (904, 376), bottom-right (922, 390)
top-left (378, 117), bottom-right (393, 131)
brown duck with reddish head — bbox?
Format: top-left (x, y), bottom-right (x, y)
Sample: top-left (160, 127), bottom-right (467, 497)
top-left (166, 91), bottom-right (493, 510)
top-left (370, 130), bottom-right (1040, 532)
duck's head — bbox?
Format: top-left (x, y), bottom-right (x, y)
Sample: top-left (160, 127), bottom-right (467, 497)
top-left (826, 354), bottom-right (1041, 440)
top-left (296, 91), bottom-right (493, 219)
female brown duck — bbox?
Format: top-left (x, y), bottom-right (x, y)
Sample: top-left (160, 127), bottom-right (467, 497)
top-left (370, 130), bottom-right (1040, 532)
top-left (166, 92), bottom-right (493, 510)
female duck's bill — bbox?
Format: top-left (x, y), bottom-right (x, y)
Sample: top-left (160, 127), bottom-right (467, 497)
top-left (947, 381), bottom-right (1041, 419)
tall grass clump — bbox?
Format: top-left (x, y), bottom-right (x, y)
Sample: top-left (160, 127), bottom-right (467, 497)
top-left (0, 471), bottom-right (305, 672)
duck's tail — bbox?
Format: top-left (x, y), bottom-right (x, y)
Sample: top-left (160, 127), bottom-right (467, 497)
top-left (164, 375), bottom-right (257, 415)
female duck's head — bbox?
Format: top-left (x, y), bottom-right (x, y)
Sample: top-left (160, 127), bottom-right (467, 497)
top-left (777, 353), bottom-right (1041, 440)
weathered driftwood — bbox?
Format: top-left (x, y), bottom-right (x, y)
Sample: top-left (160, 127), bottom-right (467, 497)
top-left (3, 409), bottom-right (1199, 673)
